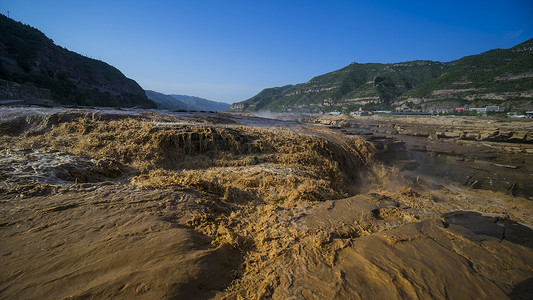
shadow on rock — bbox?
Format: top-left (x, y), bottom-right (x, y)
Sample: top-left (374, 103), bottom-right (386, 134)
top-left (443, 211), bottom-right (533, 248)
top-left (509, 276), bottom-right (533, 300)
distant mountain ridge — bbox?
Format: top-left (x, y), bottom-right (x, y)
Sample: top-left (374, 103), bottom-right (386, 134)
top-left (145, 90), bottom-right (191, 110)
top-left (0, 14), bottom-right (155, 108)
top-left (170, 94), bottom-right (230, 111)
top-left (146, 90), bottom-right (230, 111)
top-left (230, 38), bottom-right (533, 112)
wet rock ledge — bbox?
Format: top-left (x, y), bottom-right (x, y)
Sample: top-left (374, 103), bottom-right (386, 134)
top-left (309, 115), bottom-right (533, 199)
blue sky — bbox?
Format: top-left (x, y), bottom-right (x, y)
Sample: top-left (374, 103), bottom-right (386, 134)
top-left (2, 0), bottom-right (532, 104)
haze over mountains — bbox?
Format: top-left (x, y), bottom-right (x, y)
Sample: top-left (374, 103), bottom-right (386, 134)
top-left (145, 90), bottom-right (230, 111)
top-left (230, 38), bottom-right (533, 113)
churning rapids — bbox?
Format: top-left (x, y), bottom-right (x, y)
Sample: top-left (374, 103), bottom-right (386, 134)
top-left (1, 107), bottom-right (532, 299)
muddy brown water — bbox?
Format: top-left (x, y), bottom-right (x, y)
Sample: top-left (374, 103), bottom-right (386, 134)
top-left (1, 108), bottom-right (532, 299)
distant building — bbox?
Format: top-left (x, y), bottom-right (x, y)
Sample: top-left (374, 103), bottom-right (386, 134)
top-left (397, 103), bottom-right (410, 111)
top-left (468, 106), bottom-right (499, 113)
top-left (374, 110), bottom-right (392, 114)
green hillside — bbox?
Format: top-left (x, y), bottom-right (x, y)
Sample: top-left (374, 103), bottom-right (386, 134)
top-left (398, 39), bottom-right (533, 110)
top-left (0, 15), bottom-right (155, 108)
top-left (231, 61), bottom-right (449, 113)
top-left (230, 38), bottom-right (533, 112)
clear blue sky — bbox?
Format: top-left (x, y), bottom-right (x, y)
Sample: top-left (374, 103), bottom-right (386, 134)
top-left (2, 0), bottom-right (533, 104)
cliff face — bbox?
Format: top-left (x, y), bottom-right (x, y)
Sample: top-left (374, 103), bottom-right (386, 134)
top-left (230, 38), bottom-right (533, 113)
top-left (0, 15), bottom-right (155, 108)
top-left (228, 102), bottom-right (246, 111)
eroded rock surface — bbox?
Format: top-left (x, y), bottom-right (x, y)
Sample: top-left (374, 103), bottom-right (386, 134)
top-left (311, 115), bottom-right (533, 199)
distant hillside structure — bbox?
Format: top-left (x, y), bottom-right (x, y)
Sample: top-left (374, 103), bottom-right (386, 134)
top-left (469, 106), bottom-right (500, 113)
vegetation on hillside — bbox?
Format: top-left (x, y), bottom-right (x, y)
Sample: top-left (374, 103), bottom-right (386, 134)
top-left (0, 14), bottom-right (155, 108)
top-left (234, 61), bottom-right (449, 113)
top-left (401, 39), bottom-right (533, 101)
top-left (231, 38), bottom-right (533, 113)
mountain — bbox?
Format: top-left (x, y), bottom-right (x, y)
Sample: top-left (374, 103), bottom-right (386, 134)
top-left (230, 38), bottom-right (533, 112)
top-left (146, 90), bottom-right (230, 111)
top-left (397, 39), bottom-right (533, 111)
top-left (0, 15), bottom-right (155, 108)
top-left (230, 61), bottom-right (450, 112)
top-left (169, 94), bottom-right (230, 111)
top-left (145, 90), bottom-right (191, 110)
